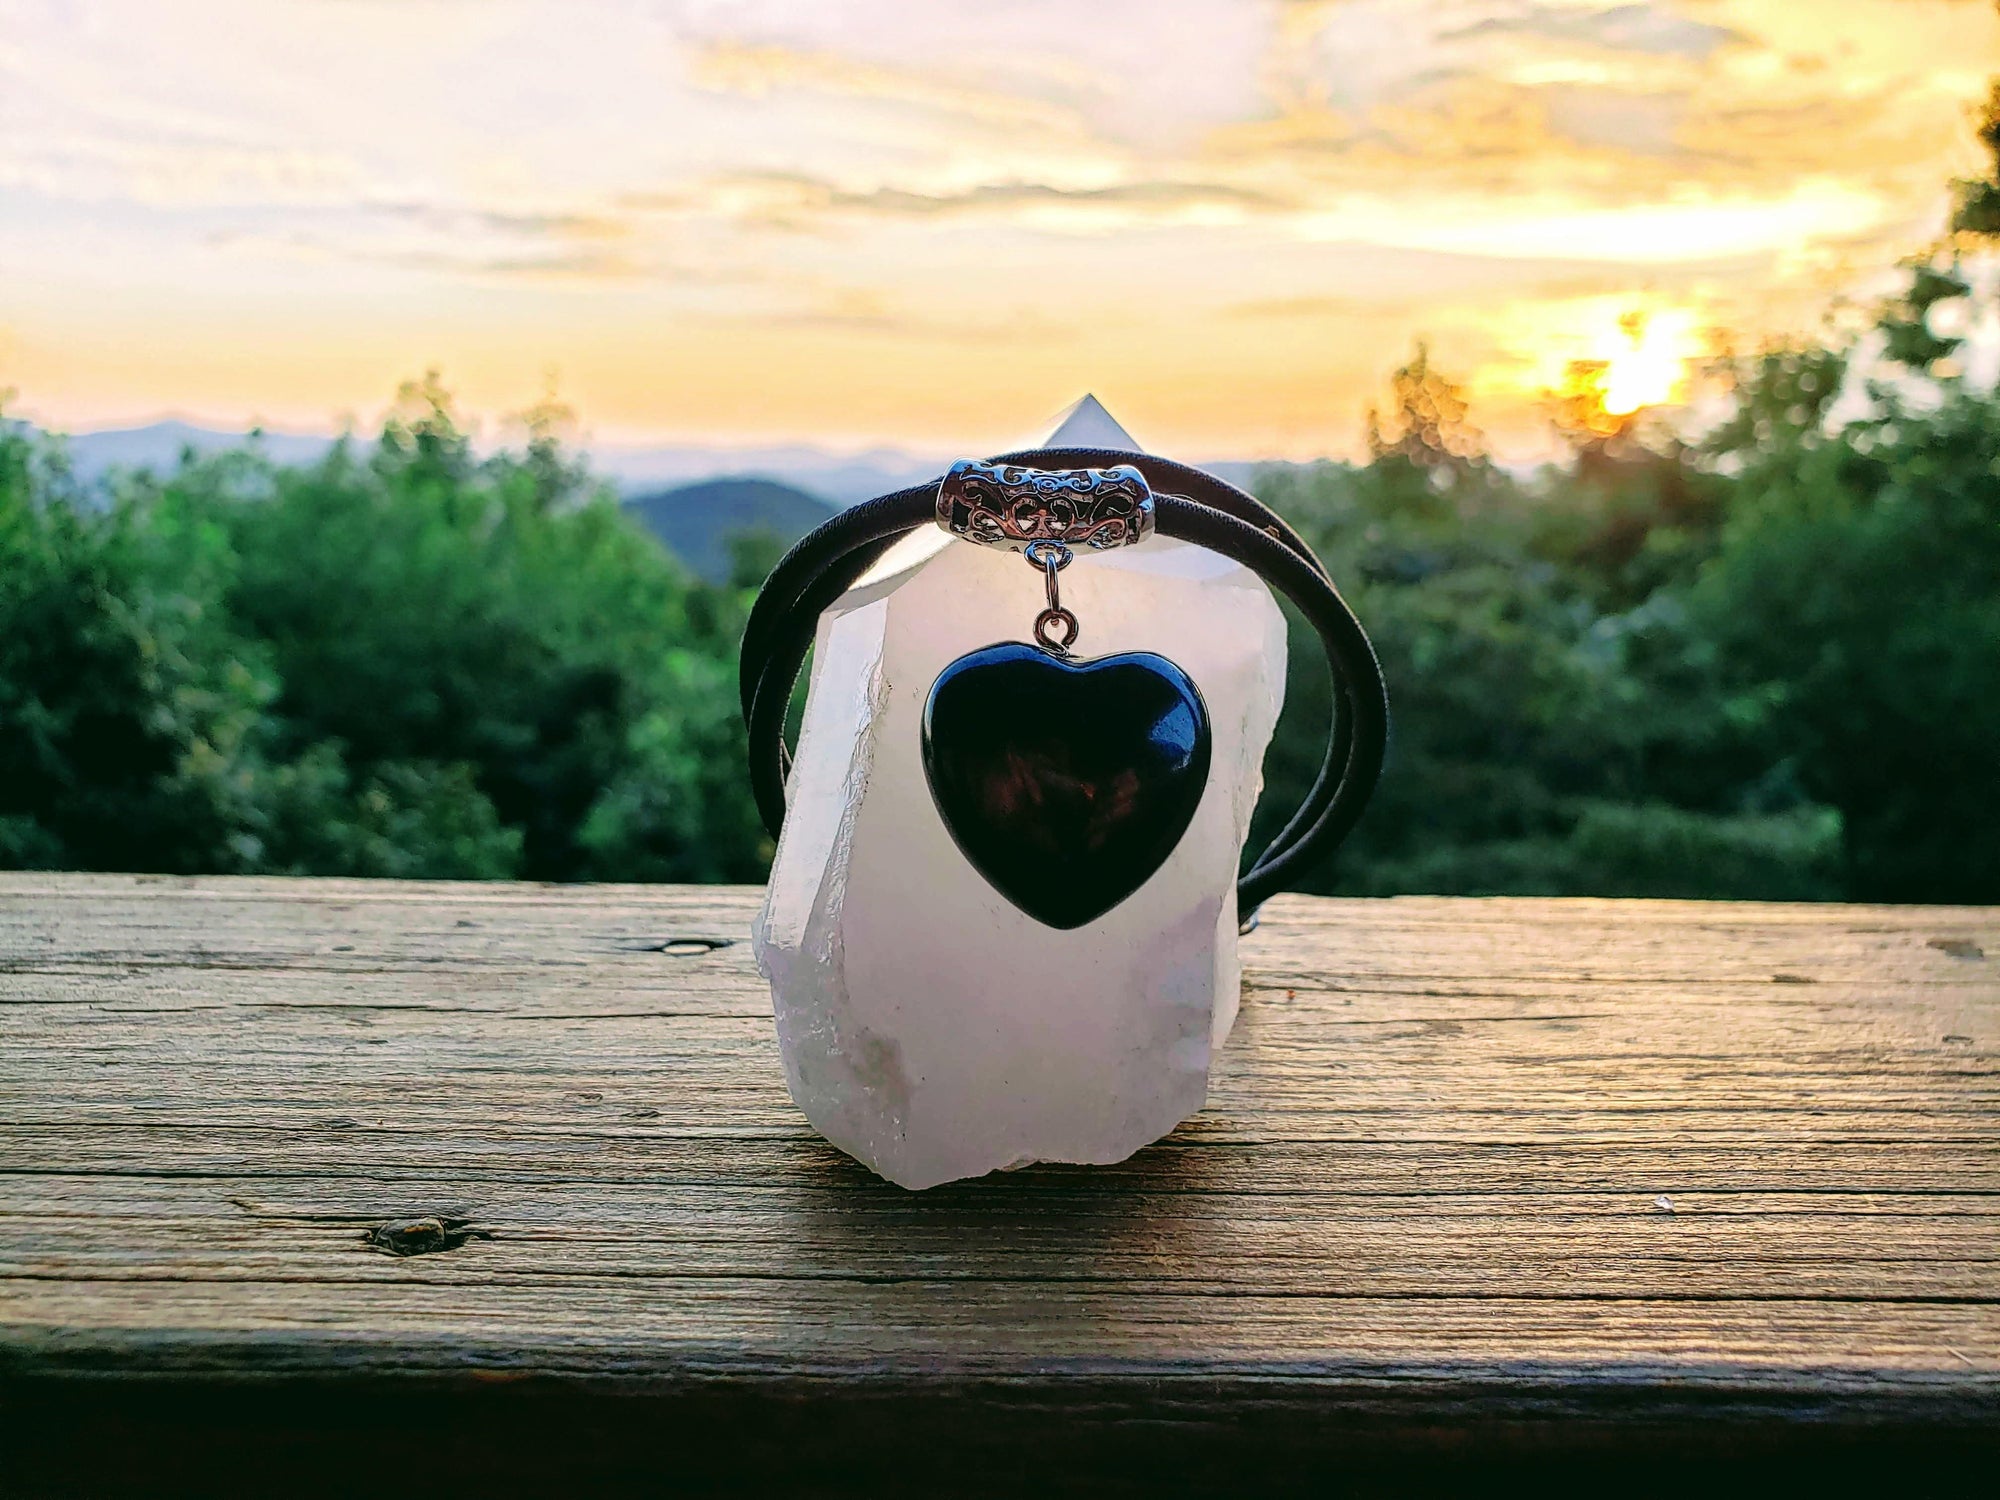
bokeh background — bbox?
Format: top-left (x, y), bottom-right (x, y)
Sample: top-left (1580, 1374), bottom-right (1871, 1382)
top-left (4, 0), bottom-right (1998, 902)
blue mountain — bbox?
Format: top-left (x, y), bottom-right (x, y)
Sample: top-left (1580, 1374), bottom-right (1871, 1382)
top-left (624, 476), bottom-right (835, 583)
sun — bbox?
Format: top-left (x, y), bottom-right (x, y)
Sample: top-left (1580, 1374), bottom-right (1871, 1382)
top-left (1483, 298), bottom-right (1709, 447)
top-left (1540, 306), bottom-right (1703, 441)
top-left (1599, 309), bottom-right (1696, 417)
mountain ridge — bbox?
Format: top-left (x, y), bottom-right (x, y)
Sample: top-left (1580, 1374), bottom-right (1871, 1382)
top-left (623, 477), bottom-right (833, 582)
top-left (42, 419), bottom-right (1269, 502)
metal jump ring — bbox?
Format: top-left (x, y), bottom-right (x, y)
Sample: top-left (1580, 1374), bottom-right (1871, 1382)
top-left (1023, 539), bottom-right (1071, 604)
top-left (1034, 606), bottom-right (1080, 653)
top-left (1023, 540), bottom-right (1076, 652)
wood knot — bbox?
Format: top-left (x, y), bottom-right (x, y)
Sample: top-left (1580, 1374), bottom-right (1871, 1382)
top-left (363, 1215), bottom-right (491, 1258)
top-left (1929, 938), bottom-right (1985, 960)
top-left (617, 936), bottom-right (734, 957)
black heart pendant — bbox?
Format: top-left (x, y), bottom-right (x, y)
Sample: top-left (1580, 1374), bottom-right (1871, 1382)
top-left (921, 642), bottom-right (1212, 930)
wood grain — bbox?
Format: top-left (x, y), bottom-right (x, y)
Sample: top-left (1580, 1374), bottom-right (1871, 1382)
top-left (1, 874), bottom-right (1996, 1492)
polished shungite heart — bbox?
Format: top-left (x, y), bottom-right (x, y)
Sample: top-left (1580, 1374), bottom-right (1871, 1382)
top-left (921, 642), bottom-right (1212, 930)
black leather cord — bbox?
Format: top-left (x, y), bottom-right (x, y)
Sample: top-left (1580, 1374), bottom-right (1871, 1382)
top-left (738, 449), bottom-right (1387, 912)
top-left (736, 450), bottom-right (1364, 884)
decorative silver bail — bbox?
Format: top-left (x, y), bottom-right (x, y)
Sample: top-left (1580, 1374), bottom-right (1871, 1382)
top-left (936, 458), bottom-right (1156, 552)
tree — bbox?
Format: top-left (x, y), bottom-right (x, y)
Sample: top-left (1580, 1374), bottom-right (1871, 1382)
top-left (1878, 259), bottom-right (1971, 374)
top-left (0, 414), bottom-right (269, 871)
top-left (1950, 79), bottom-right (2000, 237)
top-left (0, 384), bottom-right (769, 883)
top-left (1693, 354), bottom-right (2000, 901)
top-left (1253, 346), bottom-right (1842, 902)
top-left (1364, 342), bottom-right (1485, 476)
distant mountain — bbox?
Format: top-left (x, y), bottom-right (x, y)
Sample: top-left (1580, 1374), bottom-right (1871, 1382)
top-left (625, 476), bottom-right (834, 583)
top-left (591, 442), bottom-right (946, 504)
top-left (60, 421), bottom-right (337, 484)
top-left (50, 420), bottom-right (940, 503)
top-left (48, 417), bottom-right (1271, 511)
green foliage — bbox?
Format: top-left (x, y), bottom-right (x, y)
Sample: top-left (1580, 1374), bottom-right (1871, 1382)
top-left (250, 749), bottom-right (523, 880)
top-left (5, 257), bottom-right (1997, 902)
top-left (1698, 345), bottom-right (1846, 459)
top-left (1245, 309), bottom-right (2000, 905)
top-left (0, 423), bottom-right (272, 872)
top-left (1878, 260), bottom-right (1972, 373)
top-left (575, 648), bottom-right (772, 883)
top-left (0, 379), bottom-right (763, 883)
top-left (1691, 368), bottom-right (2000, 901)
top-left (1252, 430), bottom-right (1845, 903)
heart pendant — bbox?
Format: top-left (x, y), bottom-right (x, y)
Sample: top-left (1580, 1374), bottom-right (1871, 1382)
top-left (921, 642), bottom-right (1212, 929)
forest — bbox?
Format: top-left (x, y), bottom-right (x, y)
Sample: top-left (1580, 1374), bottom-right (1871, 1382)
top-left (4, 101), bottom-right (1997, 904)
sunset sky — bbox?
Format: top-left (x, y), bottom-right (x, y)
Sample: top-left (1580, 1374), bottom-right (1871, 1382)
top-left (3, 0), bottom-right (1995, 458)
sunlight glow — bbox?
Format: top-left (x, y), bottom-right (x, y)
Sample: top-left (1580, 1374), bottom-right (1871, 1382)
top-left (1600, 309), bottom-right (1699, 416)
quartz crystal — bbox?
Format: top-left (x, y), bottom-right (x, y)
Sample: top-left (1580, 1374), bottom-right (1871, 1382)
top-left (753, 404), bottom-right (1288, 1188)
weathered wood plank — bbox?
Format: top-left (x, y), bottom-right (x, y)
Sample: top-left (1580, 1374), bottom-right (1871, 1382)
top-left (1, 874), bottom-right (1996, 1490)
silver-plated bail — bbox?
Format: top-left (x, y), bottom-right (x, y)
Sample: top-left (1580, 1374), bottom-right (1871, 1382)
top-left (936, 458), bottom-right (1156, 552)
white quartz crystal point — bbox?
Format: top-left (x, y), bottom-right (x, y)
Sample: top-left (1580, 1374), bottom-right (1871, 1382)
top-left (1039, 392), bottom-right (1141, 451)
top-left (754, 405), bottom-right (1287, 1189)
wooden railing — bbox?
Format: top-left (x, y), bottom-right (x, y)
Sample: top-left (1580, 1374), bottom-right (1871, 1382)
top-left (3, 874), bottom-right (1996, 1490)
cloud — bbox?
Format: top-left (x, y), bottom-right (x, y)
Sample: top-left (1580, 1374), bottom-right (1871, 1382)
top-left (1446, 3), bottom-right (1743, 61)
top-left (1226, 293), bottom-right (1382, 320)
top-left (666, 0), bottom-right (1270, 144)
top-left (1672, 87), bottom-right (1910, 176)
top-left (455, 209), bottom-right (633, 243)
top-left (688, 40), bottom-right (1087, 140)
top-left (5, 0), bottom-right (1995, 455)
top-left (367, 247), bottom-right (642, 282)
top-left (818, 177), bottom-right (1282, 223)
top-left (0, 129), bottom-right (369, 209)
top-left (204, 223), bottom-right (645, 285)
top-left (1353, 179), bottom-right (1893, 265)
top-left (1539, 83), bottom-right (1687, 155)
top-left (616, 169), bottom-right (1285, 238)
